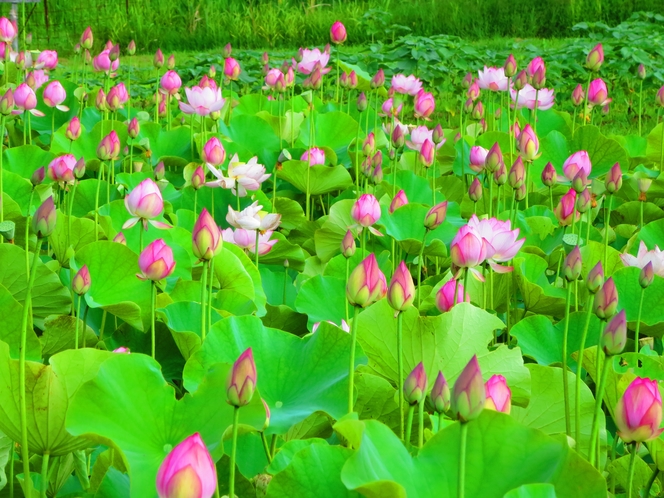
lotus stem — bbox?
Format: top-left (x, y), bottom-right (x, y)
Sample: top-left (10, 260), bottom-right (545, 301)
top-left (562, 283), bottom-right (573, 437)
top-left (254, 230), bottom-right (260, 269)
top-left (416, 230), bottom-right (428, 308)
top-left (228, 406), bottom-right (240, 498)
top-left (603, 195), bottom-right (612, 270)
top-left (626, 443), bottom-right (638, 498)
top-left (418, 397), bottom-right (425, 448)
top-left (644, 467), bottom-right (659, 497)
top-left (458, 422), bottom-right (468, 498)
top-left (589, 352), bottom-right (611, 468)
top-left (75, 292), bottom-right (82, 350)
top-left (574, 296), bottom-right (593, 443)
top-left (347, 306), bottom-right (360, 414)
top-left (200, 262), bottom-right (208, 341)
top-left (405, 404), bottom-right (415, 445)
top-left (583, 72), bottom-right (592, 125)
top-left (208, 258), bottom-right (214, 334)
top-left (40, 452), bottom-right (50, 498)
top-left (635, 287), bottom-right (645, 353)
top-left (0, 116), bottom-right (4, 223)
top-left (345, 258), bottom-right (350, 322)
top-left (397, 311), bottom-right (404, 440)
top-left (151, 281), bottom-right (156, 359)
top-left (638, 79), bottom-right (643, 137)
top-left (260, 432), bottom-right (272, 464)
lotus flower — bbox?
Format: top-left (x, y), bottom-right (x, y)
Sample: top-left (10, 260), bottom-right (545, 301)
top-left (615, 377), bottom-right (664, 443)
top-left (301, 147), bottom-right (326, 166)
top-left (207, 154), bottom-right (270, 197)
top-left (477, 66), bottom-right (508, 91)
top-left (13, 83), bottom-right (44, 116)
top-left (226, 201), bottom-right (280, 232)
top-left (510, 84), bottom-right (554, 111)
top-left (138, 239), bottom-right (176, 281)
top-left (43, 81), bottom-right (69, 111)
top-left (179, 86), bottom-right (225, 116)
top-left (391, 74), bottom-right (422, 96)
top-left (620, 241), bottom-right (664, 277)
top-left (436, 279), bottom-right (469, 312)
top-left (485, 375), bottom-right (511, 414)
top-left (156, 433), bottom-right (217, 498)
top-left (123, 178), bottom-right (171, 230)
top-left (296, 48), bottom-right (330, 75)
top-left (47, 154), bottom-right (77, 184)
top-left (466, 215), bottom-right (525, 272)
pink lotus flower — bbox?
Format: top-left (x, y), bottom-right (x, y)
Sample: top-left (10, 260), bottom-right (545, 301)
top-left (526, 56), bottom-right (545, 78)
top-left (450, 225), bottom-right (487, 274)
top-left (414, 90), bottom-right (435, 120)
top-left (346, 253), bottom-right (387, 308)
top-left (192, 208), bottom-right (222, 261)
top-left (615, 377), bottom-right (664, 443)
top-left (66, 117), bottom-right (81, 141)
top-left (92, 49), bottom-right (119, 73)
top-left (621, 241), bottom-right (664, 278)
top-left (351, 194), bottom-right (382, 235)
top-left (562, 150), bottom-right (592, 181)
top-left (467, 215), bottom-right (525, 272)
top-left (113, 347), bottom-right (130, 354)
top-left (389, 189), bottom-right (409, 214)
top-left (301, 147), bottom-right (326, 166)
top-left (296, 48), bottom-right (330, 75)
top-left (510, 84), bottom-right (554, 111)
top-left (477, 66), bottom-right (509, 92)
top-left (179, 86), bottom-right (225, 116)
top-left (43, 81), bottom-right (69, 111)
top-left (485, 375), bottom-right (511, 414)
top-left (201, 137), bottom-right (226, 166)
top-left (404, 362), bottom-right (428, 405)
top-left (26, 69), bottom-right (50, 91)
top-left (406, 126), bottom-right (444, 152)
top-left (380, 97), bottom-right (403, 117)
top-left (13, 83), bottom-right (44, 116)
top-left (47, 154), bottom-right (77, 184)
top-left (588, 78), bottom-right (611, 107)
top-left (207, 154), bottom-right (270, 197)
top-left (436, 279), bottom-right (469, 312)
top-left (226, 348), bottom-right (257, 407)
top-left (387, 261), bottom-right (415, 312)
top-left (226, 201), bottom-right (280, 232)
top-left (390, 74), bottom-right (422, 96)
top-left (330, 21), bottom-right (347, 44)
top-left (452, 355), bottom-right (485, 422)
top-left (0, 18), bottom-right (16, 43)
top-left (469, 146), bottom-right (489, 173)
top-left (35, 50), bottom-right (58, 70)
top-left (264, 68), bottom-right (285, 90)
top-left (467, 81), bottom-right (480, 101)
top-left (97, 130), bottom-right (121, 161)
top-left (199, 74), bottom-right (217, 91)
top-left (156, 433), bottom-right (217, 498)
top-left (554, 189), bottom-right (579, 227)
top-left (223, 228), bottom-right (278, 256)
top-left (224, 57), bottom-right (241, 81)
top-left (160, 70), bottom-right (182, 96)
top-left (123, 178), bottom-right (170, 230)
top-left (138, 239), bottom-right (176, 281)
top-left (312, 320), bottom-right (350, 333)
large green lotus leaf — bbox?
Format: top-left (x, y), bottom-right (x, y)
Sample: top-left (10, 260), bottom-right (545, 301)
top-left (608, 454), bottom-right (652, 498)
top-left (614, 201), bottom-right (664, 226)
top-left (183, 315), bottom-right (367, 434)
top-left (132, 123), bottom-right (191, 165)
top-left (571, 125), bottom-right (629, 179)
top-left (70, 178), bottom-right (121, 217)
top-left (646, 123), bottom-right (664, 165)
top-left (279, 160), bottom-right (353, 196)
top-left (51, 119), bottom-right (129, 162)
top-left (266, 442), bottom-right (358, 498)
top-left (75, 241), bottom-right (152, 331)
top-left (315, 199), bottom-right (357, 262)
top-left (0, 283), bottom-right (41, 360)
top-left (387, 170), bottom-right (438, 206)
top-left (612, 266), bottom-right (664, 337)
top-left (227, 113), bottom-right (281, 168)
top-left (504, 483), bottom-right (557, 498)
top-left (215, 243), bottom-right (267, 316)
top-left (339, 412), bottom-right (606, 498)
top-left (380, 203), bottom-right (452, 255)
top-left (159, 301), bottom-right (223, 360)
top-left (2, 169), bottom-right (34, 215)
top-left (512, 206), bottom-right (563, 255)
top-left (259, 266), bottom-right (297, 308)
top-left (49, 212), bottom-right (103, 267)
top-left (532, 131), bottom-right (570, 189)
top-left (3, 144), bottom-right (54, 179)
top-left (514, 252), bottom-right (567, 316)
top-left (0, 244), bottom-right (71, 328)
top-left (0, 342), bottom-right (112, 455)
top-left (32, 79), bottom-right (81, 135)
top-left (298, 111), bottom-right (359, 165)
top-left (255, 109), bottom-right (306, 146)
top-left (67, 353), bottom-right (266, 498)
top-left (512, 364), bottom-right (603, 461)
top-left (356, 300), bottom-right (530, 406)
top-left (511, 311), bottom-right (602, 372)
top-left (0, 431), bottom-right (11, 491)
top-left (354, 372), bottom-right (400, 434)
top-left (635, 217), bottom-right (664, 250)
top-left (255, 231), bottom-right (307, 272)
top-left (40, 314), bottom-right (98, 358)
top-left (274, 197), bottom-right (307, 231)
top-left (294, 274), bottom-right (346, 327)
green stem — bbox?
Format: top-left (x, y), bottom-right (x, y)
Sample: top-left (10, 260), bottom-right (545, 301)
top-left (627, 443), bottom-right (638, 498)
top-left (260, 432), bottom-right (272, 464)
top-left (9, 445), bottom-right (14, 498)
top-left (639, 200), bottom-right (644, 230)
top-left (417, 230), bottom-right (428, 308)
top-left (418, 397), bottom-right (424, 448)
top-left (603, 195), bottom-right (612, 270)
top-left (19, 244), bottom-right (42, 498)
top-left (638, 79), bottom-right (643, 137)
top-left (524, 161), bottom-right (530, 210)
top-left (572, 107), bottom-right (577, 137)
top-left (0, 116), bottom-right (4, 223)
top-left (458, 422), bottom-right (468, 498)
top-left (151, 281), bottom-right (156, 359)
top-left (397, 312), bottom-right (404, 440)
top-left (347, 306), bottom-right (360, 414)
top-left (94, 164), bottom-right (102, 242)
top-left (635, 287), bottom-right (645, 353)
top-left (462, 268), bottom-right (469, 302)
top-left (345, 258), bottom-right (350, 322)
top-left (460, 110), bottom-right (467, 193)
top-left (644, 466), bottom-right (659, 498)
top-left (488, 175), bottom-right (494, 218)
top-left (405, 405), bottom-right (415, 444)
top-left (228, 406), bottom-right (240, 498)
top-left (270, 434), bottom-right (277, 457)
top-left (562, 283), bottom-right (573, 437)
top-left (583, 72), bottom-right (592, 125)
top-left (575, 298), bottom-right (593, 443)
top-left (75, 294), bottom-right (82, 349)
top-left (589, 353), bottom-right (611, 468)
top-left (660, 113), bottom-right (664, 173)
top-left (208, 258), bottom-right (214, 334)
top-left (40, 452), bottom-right (49, 498)
top-left (335, 47), bottom-right (341, 103)
top-left (438, 412), bottom-right (445, 434)
top-left (200, 262), bottom-right (208, 341)
top-left (305, 164), bottom-right (311, 220)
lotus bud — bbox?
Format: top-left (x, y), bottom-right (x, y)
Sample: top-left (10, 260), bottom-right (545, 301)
top-left (72, 265), bottom-right (91, 295)
top-left (583, 262), bottom-right (603, 295)
top-left (113, 232), bottom-right (127, 245)
top-left (436, 279), bottom-right (469, 312)
top-left (614, 377), bottom-right (664, 443)
top-left (138, 239), bottom-right (176, 281)
top-left (542, 162), bottom-right (557, 187)
top-left (531, 66), bottom-right (546, 90)
top-left (423, 201), bottom-right (448, 230)
top-left (95, 88), bottom-right (107, 112)
top-left (420, 139), bottom-right (434, 167)
top-left (463, 97), bottom-right (474, 114)
top-left (153, 48), bottom-right (164, 69)
top-left (127, 40), bottom-right (136, 55)
top-left (576, 188), bottom-right (591, 214)
top-left (640, 261), bottom-right (654, 289)
top-left (432, 124), bottom-right (444, 145)
top-left (389, 190), bottom-right (408, 214)
top-left (32, 197), bottom-right (57, 238)
top-left (128, 117), bottom-right (140, 139)
top-left (403, 362), bottom-right (428, 405)
top-left (493, 161), bottom-right (507, 186)
top-left (371, 161), bottom-right (383, 185)
top-left (586, 43), bottom-right (604, 72)
top-left (467, 81), bottom-right (480, 101)
top-left (572, 84), bottom-right (585, 106)
top-left (347, 70), bottom-right (358, 90)
top-left (310, 66), bottom-right (322, 90)
top-left (191, 166), bottom-right (205, 190)
top-left (357, 92), bottom-right (367, 112)
top-left (192, 208), bottom-right (222, 261)
top-left (165, 54), bottom-right (175, 70)
top-left (563, 245), bottom-right (582, 282)
top-left (154, 161), bottom-right (165, 181)
top-left (462, 72), bottom-right (473, 89)
top-left (341, 230), bottom-right (356, 258)
top-left (351, 194), bottom-right (381, 227)
top-left (156, 432), bottom-right (217, 498)
top-left (431, 372), bottom-right (451, 413)
top-left (109, 44), bottom-right (120, 62)
top-left (363, 132), bottom-right (376, 157)
top-left (391, 125), bottom-right (405, 149)
top-left (452, 355), bottom-right (485, 422)
top-left (330, 20), bottom-right (347, 44)
top-left (572, 170), bottom-right (588, 194)
top-left (370, 68), bottom-right (385, 89)
top-left (31, 166), bottom-right (45, 186)
top-left (508, 157), bottom-right (525, 189)
top-left (223, 43), bottom-right (232, 58)
top-left (471, 100), bottom-right (484, 120)
top-left (74, 157), bottom-right (86, 179)
top-left (484, 375), bottom-right (511, 414)
top-left (346, 253), bottom-right (387, 308)
top-left (65, 117), bottom-right (81, 141)
top-left (513, 70), bottom-right (528, 91)
top-left (515, 182), bottom-right (527, 201)
top-left (80, 26), bottom-right (93, 50)
top-left (594, 277), bottom-right (618, 320)
top-left (97, 130), bottom-right (121, 161)
top-left (0, 88), bottom-right (14, 115)
top-left (202, 137), bottom-right (225, 166)
top-left (517, 124), bottom-right (539, 161)
top-left (224, 57), bottom-right (241, 81)
top-left (387, 261), bottom-right (415, 312)
top-left (469, 177), bottom-right (483, 202)
top-left (485, 142), bottom-right (503, 173)
top-left (601, 309), bottom-right (627, 356)
top-left (638, 64), bottom-right (646, 80)
top-left (605, 163), bottom-right (622, 194)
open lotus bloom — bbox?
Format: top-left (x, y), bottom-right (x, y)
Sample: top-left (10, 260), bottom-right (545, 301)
top-left (620, 241), bottom-right (664, 277)
top-left (296, 48), bottom-right (330, 75)
top-left (390, 73), bottom-right (422, 96)
top-left (207, 154), bottom-right (270, 196)
top-left (179, 85), bottom-right (225, 116)
top-left (226, 201), bottom-right (281, 232)
top-left (466, 215), bottom-right (525, 272)
top-left (510, 84), bottom-right (554, 111)
top-left (477, 66), bottom-right (509, 91)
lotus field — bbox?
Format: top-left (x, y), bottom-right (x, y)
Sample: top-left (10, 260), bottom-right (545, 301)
top-left (3, 16), bottom-right (664, 498)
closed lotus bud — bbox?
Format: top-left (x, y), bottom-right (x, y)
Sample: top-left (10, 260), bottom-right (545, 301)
top-left (202, 137), bottom-right (225, 166)
top-left (638, 177), bottom-right (653, 199)
top-left (424, 201), bottom-right (448, 230)
top-left (310, 66), bottom-right (322, 90)
top-left (63, 117), bottom-right (81, 142)
top-left (563, 245), bottom-right (582, 282)
top-left (156, 433), bottom-right (217, 498)
top-left (531, 66), bottom-right (546, 90)
top-left (614, 377), bottom-right (664, 443)
top-left (330, 20), bottom-right (347, 44)
top-left (191, 166), bottom-right (205, 190)
top-left (363, 132), bottom-right (376, 157)
top-left (389, 190), bottom-right (408, 214)
top-left (586, 262), bottom-right (604, 294)
top-left (127, 40), bottom-right (136, 55)
top-left (74, 157), bottom-right (86, 179)
top-left (436, 279), bottom-right (469, 312)
top-left (515, 182), bottom-right (527, 201)
top-left (387, 261), bottom-right (415, 312)
top-left (504, 54), bottom-right (517, 78)
top-left (640, 261), bottom-right (654, 289)
top-left (370, 68), bottom-right (385, 89)
top-left (420, 139), bottom-right (434, 167)
top-left (463, 97), bottom-right (474, 114)
top-left (471, 100), bottom-right (484, 120)
top-left (33, 197), bottom-right (57, 238)
top-left (594, 277), bottom-right (618, 320)
top-left (467, 81), bottom-right (480, 101)
top-left (586, 43), bottom-right (604, 72)
top-left (469, 177), bottom-right (483, 202)
top-left (223, 43), bottom-right (232, 58)
top-left (508, 156), bottom-right (525, 189)
top-left (109, 43), bottom-right (120, 62)
top-left (462, 72), bottom-right (473, 89)
top-left (48, 153), bottom-right (76, 185)
top-left (224, 57), bottom-right (241, 81)
top-left (403, 362), bottom-right (428, 405)
top-left (371, 161), bottom-right (383, 184)
top-left (352, 194), bottom-right (381, 227)
top-left (346, 253), bottom-right (387, 308)
top-left (154, 161), bottom-right (165, 181)
top-left (485, 142), bottom-right (503, 173)
top-left (341, 230), bottom-right (356, 258)
top-left (166, 54), bottom-right (175, 70)
top-left (638, 64), bottom-right (646, 80)
top-left (80, 26), bottom-right (93, 50)
top-left (357, 92), bottom-right (368, 112)
top-left (601, 309), bottom-right (627, 356)
top-left (452, 355), bottom-right (485, 422)
top-left (95, 88), bottom-right (107, 111)
top-left (542, 162), bottom-right (557, 187)
top-left (576, 188), bottom-right (591, 214)
top-left (555, 189), bottom-right (577, 226)
top-left (97, 130), bottom-right (121, 161)
top-left (605, 163), bottom-right (623, 194)
top-left (493, 161), bottom-right (507, 186)
top-left (572, 170), bottom-right (588, 194)
top-left (138, 239), bottom-right (176, 281)
top-left (348, 70), bottom-right (358, 89)
top-left (113, 232), bottom-right (127, 245)
top-left (153, 48), bottom-right (164, 69)
top-left (572, 84), bottom-right (585, 107)
top-left (513, 70), bottom-right (528, 91)
top-left (72, 265), bottom-right (91, 295)
top-left (432, 124), bottom-right (444, 145)
top-left (484, 375), bottom-right (511, 414)
top-left (517, 124), bottom-right (539, 161)
top-left (414, 90), bottom-right (435, 119)
top-left (0, 88), bottom-right (14, 115)
top-left (31, 166), bottom-right (45, 186)
top-left (128, 117), bottom-right (140, 139)
top-left (226, 347), bottom-right (257, 407)
top-left (431, 372), bottom-right (451, 413)
top-left (391, 125), bottom-right (405, 149)
top-left (588, 79), bottom-right (609, 107)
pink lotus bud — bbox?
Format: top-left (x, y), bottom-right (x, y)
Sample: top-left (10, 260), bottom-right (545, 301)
top-left (640, 262), bottom-right (654, 289)
top-left (352, 194), bottom-right (381, 227)
top-left (310, 66), bottom-right (323, 90)
top-left (361, 133), bottom-right (375, 157)
top-left (588, 79), bottom-right (610, 107)
top-left (127, 40), bottom-right (136, 55)
top-left (125, 178), bottom-right (164, 225)
top-left (586, 262), bottom-right (604, 294)
top-left (432, 124), bottom-right (445, 145)
top-left (158, 98), bottom-right (167, 118)
top-left (330, 21), bottom-right (347, 44)
top-left (202, 137), bottom-right (225, 166)
top-left (515, 182), bottom-right (527, 201)
top-left (469, 146), bottom-right (488, 173)
top-left (138, 239), bottom-right (176, 281)
top-left (113, 347), bottom-right (130, 353)
top-left (391, 125), bottom-right (405, 149)
top-left (107, 86), bottom-right (124, 112)
top-left (467, 81), bottom-right (480, 101)
top-left (424, 201), bottom-right (448, 230)
top-left (541, 162), bottom-right (557, 187)
top-left (191, 166), bottom-right (205, 190)
top-left (462, 72), bottom-right (473, 89)
top-left (414, 90), bottom-right (435, 120)
top-left (493, 161), bottom-right (507, 186)
top-left (224, 58), bottom-right (241, 81)
top-left (572, 170), bottom-right (588, 194)
top-left (485, 375), bottom-right (511, 414)
top-left (531, 66), bottom-right (546, 90)
top-left (586, 43), bottom-right (604, 72)
top-left (469, 177), bottom-right (483, 202)
top-left (95, 88), bottom-right (107, 111)
top-left (33, 197), bottom-right (57, 238)
top-left (226, 348), bottom-right (257, 407)
top-left (341, 230), bottom-right (356, 258)
top-left (167, 54), bottom-right (175, 70)
top-left (576, 188), bottom-right (591, 214)
top-left (109, 44), bottom-right (120, 63)
top-left (389, 190), bottom-right (408, 214)
top-left (485, 142), bottom-right (503, 173)
top-left (614, 377), bottom-right (664, 443)
top-left (160, 70), bottom-right (182, 96)
top-left (113, 232), bottom-right (127, 245)
top-left (572, 84), bottom-right (584, 106)
top-left (504, 54), bottom-right (517, 78)
top-left (601, 309), bottom-right (626, 356)
top-left (153, 48), bottom-right (164, 69)
top-left (403, 362), bottom-right (428, 405)
top-left (346, 253), bottom-right (387, 308)
top-left (387, 261), bottom-right (415, 312)
top-left (261, 52), bottom-right (269, 66)
top-left (605, 162), bottom-right (622, 194)
top-left (471, 100), bottom-right (484, 120)
top-left (513, 70), bottom-right (528, 91)
top-left (66, 117), bottom-right (81, 141)
top-left (450, 225), bottom-right (486, 268)
top-left (301, 147), bottom-right (325, 166)
top-left (36, 49), bottom-right (58, 71)
top-left (463, 98), bottom-right (474, 114)
top-left (601, 103), bottom-right (610, 116)
top-left (128, 117), bottom-right (140, 139)
top-left (74, 157), bottom-right (86, 179)
top-left (594, 277), bottom-right (619, 320)
top-left (340, 72), bottom-right (348, 89)
top-left (436, 279), bottom-right (469, 312)
top-left (526, 56), bottom-right (545, 79)
top-left (156, 433), bottom-right (217, 498)
top-left (452, 355), bottom-right (485, 422)
top-left (0, 18), bottom-right (16, 43)
top-left (508, 156), bottom-right (525, 189)
top-left (420, 139), bottom-right (434, 167)
top-left (97, 130), bottom-right (121, 161)
top-left (223, 43), bottom-right (232, 58)
top-left (348, 71), bottom-right (358, 90)
top-left (80, 26), bottom-right (93, 50)
top-left (431, 372), bottom-right (451, 413)
top-left (192, 208), bottom-right (222, 261)
top-left (371, 160), bottom-right (383, 185)
top-left (154, 161), bottom-right (165, 181)
top-left (14, 83), bottom-right (38, 111)
top-left (357, 92), bottom-right (368, 112)
top-left (84, 49), bottom-right (91, 66)
top-left (0, 88), bottom-right (14, 115)
top-left (563, 245), bottom-right (582, 282)
top-left (563, 151), bottom-right (592, 182)
top-left (638, 64), bottom-right (646, 80)
top-left (31, 166), bottom-right (45, 186)
top-left (554, 189), bottom-right (577, 227)
top-left (72, 265), bottom-right (91, 295)
top-left (48, 154), bottom-right (77, 184)
top-left (517, 124), bottom-right (539, 161)
top-left (370, 68), bottom-right (385, 89)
